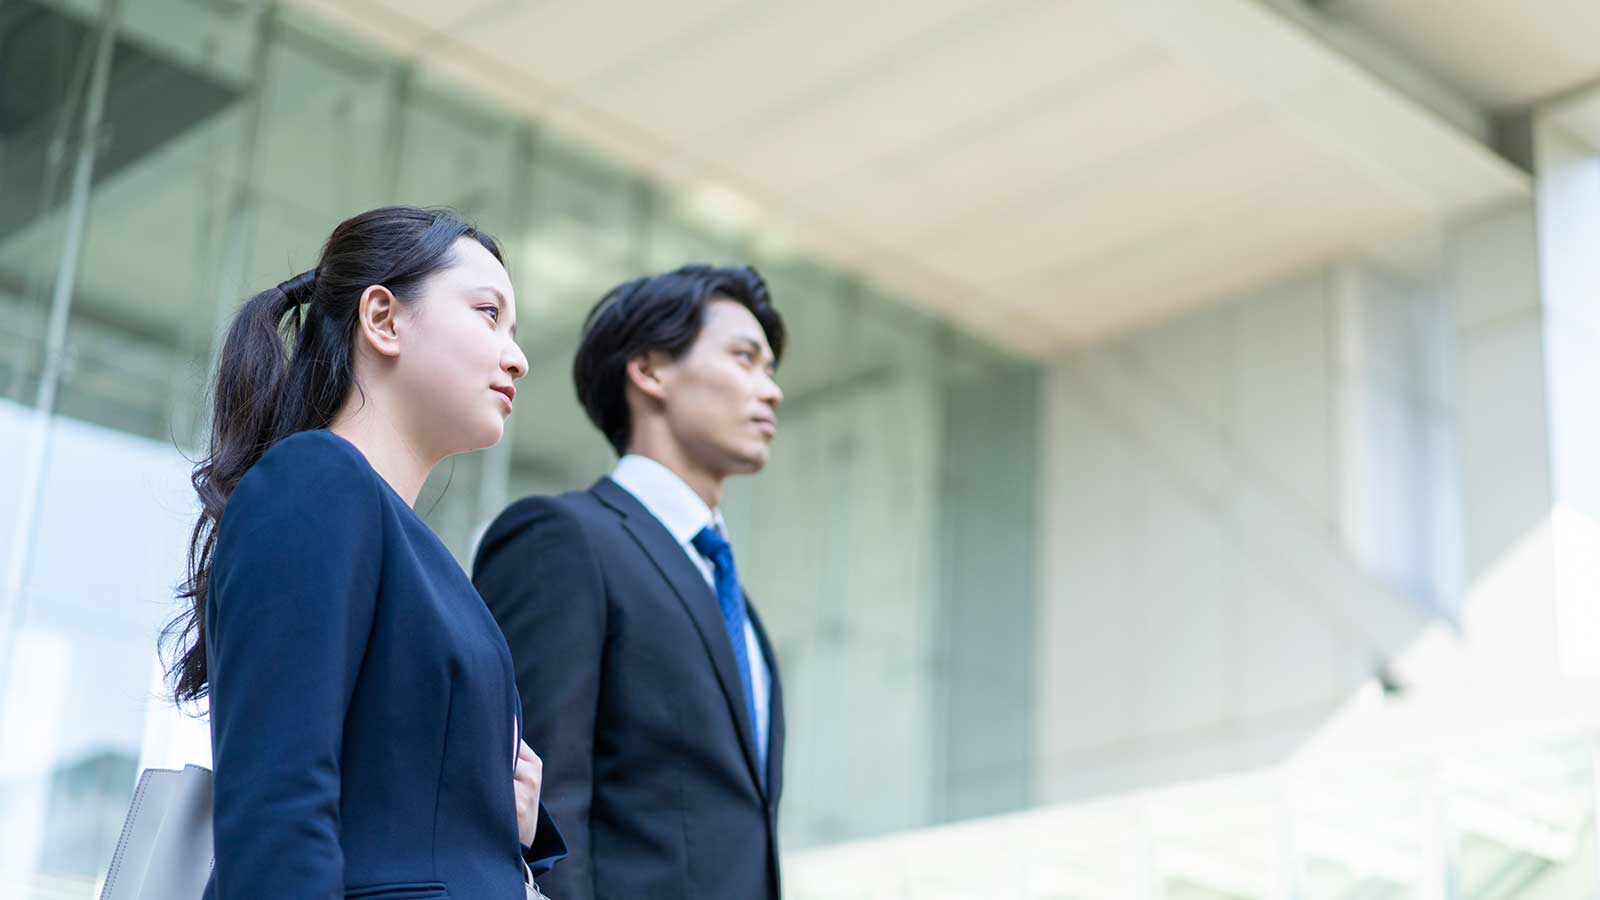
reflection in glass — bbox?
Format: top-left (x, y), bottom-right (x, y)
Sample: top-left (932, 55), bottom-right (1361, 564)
top-left (0, 0), bottom-right (1040, 893)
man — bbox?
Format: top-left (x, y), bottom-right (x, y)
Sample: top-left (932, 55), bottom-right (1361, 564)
top-left (474, 265), bottom-right (787, 900)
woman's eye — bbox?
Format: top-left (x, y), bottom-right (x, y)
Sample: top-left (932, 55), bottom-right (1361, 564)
top-left (735, 350), bottom-right (754, 363)
top-left (480, 305), bottom-right (500, 322)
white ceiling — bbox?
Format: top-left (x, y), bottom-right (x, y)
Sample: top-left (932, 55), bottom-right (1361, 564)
top-left (1325, 0), bottom-right (1600, 110)
top-left (287, 0), bottom-right (1536, 356)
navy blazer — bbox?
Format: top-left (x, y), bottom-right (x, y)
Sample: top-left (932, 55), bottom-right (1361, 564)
top-left (202, 431), bottom-right (565, 900)
top-left (474, 478), bottom-right (784, 900)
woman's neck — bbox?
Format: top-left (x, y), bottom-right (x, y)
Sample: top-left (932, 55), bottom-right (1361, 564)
top-left (328, 394), bottom-right (435, 507)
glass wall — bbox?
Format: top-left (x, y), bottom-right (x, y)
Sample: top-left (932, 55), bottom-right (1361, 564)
top-left (0, 0), bottom-right (1040, 894)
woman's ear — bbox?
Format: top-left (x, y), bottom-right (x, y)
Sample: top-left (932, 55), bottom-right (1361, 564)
top-left (624, 351), bottom-right (671, 403)
top-left (355, 285), bottom-right (403, 359)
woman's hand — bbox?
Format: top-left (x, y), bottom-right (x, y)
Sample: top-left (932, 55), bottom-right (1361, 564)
top-left (514, 739), bottom-right (543, 848)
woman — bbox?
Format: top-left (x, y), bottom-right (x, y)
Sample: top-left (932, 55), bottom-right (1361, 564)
top-left (163, 206), bottom-right (565, 899)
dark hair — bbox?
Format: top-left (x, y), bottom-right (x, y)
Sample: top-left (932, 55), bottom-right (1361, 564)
top-left (573, 264), bottom-right (785, 455)
top-left (163, 206), bottom-right (503, 705)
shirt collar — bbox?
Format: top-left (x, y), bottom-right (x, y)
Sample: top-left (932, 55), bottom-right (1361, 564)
top-left (610, 454), bottom-right (723, 546)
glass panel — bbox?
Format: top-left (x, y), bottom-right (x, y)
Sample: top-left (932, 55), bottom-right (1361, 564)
top-left (0, 400), bottom-right (195, 898)
top-left (0, 2), bottom-right (1042, 894)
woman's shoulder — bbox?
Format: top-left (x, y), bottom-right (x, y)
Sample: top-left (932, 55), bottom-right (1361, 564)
top-left (231, 430), bottom-right (383, 516)
top-left (263, 428), bottom-right (366, 464)
top-left (264, 428), bottom-right (363, 462)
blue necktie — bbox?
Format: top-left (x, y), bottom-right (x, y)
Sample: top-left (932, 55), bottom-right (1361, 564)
top-left (691, 524), bottom-right (764, 782)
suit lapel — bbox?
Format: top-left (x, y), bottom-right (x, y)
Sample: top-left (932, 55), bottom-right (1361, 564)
top-left (592, 478), bottom-right (766, 794)
top-left (748, 603), bottom-right (783, 808)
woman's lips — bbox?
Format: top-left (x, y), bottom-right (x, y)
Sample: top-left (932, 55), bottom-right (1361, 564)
top-left (492, 385), bottom-right (516, 411)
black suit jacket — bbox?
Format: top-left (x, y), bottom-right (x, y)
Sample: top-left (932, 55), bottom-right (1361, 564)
top-left (474, 477), bottom-right (784, 900)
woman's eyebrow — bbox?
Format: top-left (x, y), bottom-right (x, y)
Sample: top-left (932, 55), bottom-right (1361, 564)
top-left (470, 285), bottom-right (508, 305)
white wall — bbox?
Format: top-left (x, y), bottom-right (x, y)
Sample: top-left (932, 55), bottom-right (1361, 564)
top-left (1034, 199), bottom-right (1575, 804)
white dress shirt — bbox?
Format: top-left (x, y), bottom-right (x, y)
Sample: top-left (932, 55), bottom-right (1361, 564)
top-left (609, 454), bottom-right (771, 764)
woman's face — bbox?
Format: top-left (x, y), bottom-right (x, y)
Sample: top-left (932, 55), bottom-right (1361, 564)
top-left (393, 237), bottom-right (528, 458)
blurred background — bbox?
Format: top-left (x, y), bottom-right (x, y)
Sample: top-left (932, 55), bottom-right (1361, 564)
top-left (3, 0), bottom-right (1600, 897)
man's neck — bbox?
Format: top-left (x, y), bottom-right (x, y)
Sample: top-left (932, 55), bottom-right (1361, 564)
top-left (623, 445), bottom-right (723, 510)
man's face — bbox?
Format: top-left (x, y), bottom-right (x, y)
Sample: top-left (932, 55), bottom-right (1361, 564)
top-left (656, 298), bottom-right (783, 478)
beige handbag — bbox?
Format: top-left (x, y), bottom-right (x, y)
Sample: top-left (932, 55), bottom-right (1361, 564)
top-left (100, 764), bottom-right (215, 900)
top-left (104, 762), bottom-right (548, 899)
